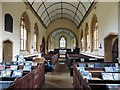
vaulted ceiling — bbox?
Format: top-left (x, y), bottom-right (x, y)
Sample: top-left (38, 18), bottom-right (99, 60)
top-left (27, 0), bottom-right (94, 28)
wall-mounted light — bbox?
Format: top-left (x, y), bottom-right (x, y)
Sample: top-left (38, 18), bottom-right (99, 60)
top-left (99, 43), bottom-right (102, 49)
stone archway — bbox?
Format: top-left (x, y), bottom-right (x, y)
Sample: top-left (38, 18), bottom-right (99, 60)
top-left (104, 33), bottom-right (118, 62)
top-left (47, 28), bottom-right (78, 52)
top-left (112, 38), bottom-right (118, 62)
top-left (3, 40), bottom-right (13, 63)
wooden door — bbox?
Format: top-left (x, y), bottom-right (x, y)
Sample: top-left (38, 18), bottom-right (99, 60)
top-left (3, 40), bottom-right (13, 63)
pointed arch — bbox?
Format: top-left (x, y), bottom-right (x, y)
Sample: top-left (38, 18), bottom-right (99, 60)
top-left (34, 23), bottom-right (39, 51)
top-left (59, 36), bottom-right (67, 48)
top-left (40, 37), bottom-right (45, 54)
top-left (84, 23), bottom-right (89, 51)
top-left (20, 12), bottom-right (31, 52)
top-left (112, 38), bottom-right (118, 62)
top-left (5, 13), bottom-right (13, 33)
top-left (90, 14), bottom-right (98, 52)
top-left (47, 28), bottom-right (78, 52)
top-left (3, 39), bottom-right (13, 63)
top-left (104, 32), bottom-right (118, 62)
top-left (80, 29), bottom-right (84, 51)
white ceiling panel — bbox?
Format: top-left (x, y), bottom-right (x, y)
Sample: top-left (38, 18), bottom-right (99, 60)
top-left (63, 3), bottom-right (76, 12)
top-left (47, 3), bottom-right (61, 13)
top-left (27, 0), bottom-right (94, 28)
top-left (45, 19), bottom-right (51, 26)
top-left (49, 10), bottom-right (61, 18)
top-left (44, 16), bottom-right (50, 23)
top-left (76, 10), bottom-right (80, 17)
top-left (37, 4), bottom-right (46, 17)
top-left (63, 13), bottom-right (72, 18)
top-left (82, 2), bottom-right (90, 10)
top-left (44, 2), bottom-right (56, 8)
top-left (80, 0), bottom-right (90, 2)
top-left (34, 0), bottom-right (42, 2)
top-left (76, 10), bottom-right (83, 19)
top-left (73, 19), bottom-right (79, 26)
top-left (75, 14), bottom-right (81, 21)
top-left (28, 0), bottom-right (34, 4)
top-left (89, 0), bottom-right (94, 3)
top-left (74, 18), bottom-right (79, 24)
top-left (63, 13), bottom-right (75, 22)
top-left (78, 4), bottom-right (86, 16)
top-left (32, 2), bottom-right (42, 12)
top-left (63, 9), bottom-right (75, 17)
top-left (41, 12), bottom-right (48, 20)
top-left (69, 2), bottom-right (78, 7)
top-left (51, 14), bottom-right (61, 21)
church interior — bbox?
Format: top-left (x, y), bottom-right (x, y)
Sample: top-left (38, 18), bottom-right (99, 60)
top-left (0, 0), bottom-right (120, 89)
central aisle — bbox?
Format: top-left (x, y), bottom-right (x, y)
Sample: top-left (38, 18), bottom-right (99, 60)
top-left (43, 58), bottom-right (74, 89)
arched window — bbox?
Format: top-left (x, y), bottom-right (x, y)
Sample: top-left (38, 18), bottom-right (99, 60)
top-left (81, 38), bottom-right (84, 50)
top-left (33, 23), bottom-right (39, 51)
top-left (60, 36), bottom-right (66, 48)
top-left (20, 12), bottom-right (30, 51)
top-left (93, 19), bottom-right (98, 50)
top-left (87, 32), bottom-right (90, 50)
top-left (5, 14), bottom-right (13, 33)
top-left (80, 30), bottom-right (84, 51)
top-left (33, 33), bottom-right (37, 50)
top-left (85, 23), bottom-right (89, 51)
top-left (20, 16), bottom-right (27, 50)
top-left (91, 14), bottom-right (99, 51)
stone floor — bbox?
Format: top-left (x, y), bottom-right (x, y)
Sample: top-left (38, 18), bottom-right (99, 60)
top-left (43, 58), bottom-right (74, 89)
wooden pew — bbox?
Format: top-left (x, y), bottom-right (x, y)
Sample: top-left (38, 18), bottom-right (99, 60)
top-left (42, 53), bottom-right (58, 65)
top-left (10, 62), bottom-right (45, 89)
top-left (66, 54), bottom-right (104, 76)
top-left (73, 62), bottom-right (120, 90)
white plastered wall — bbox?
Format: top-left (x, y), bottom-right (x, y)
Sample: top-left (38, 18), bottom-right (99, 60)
top-left (79, 2), bottom-right (118, 57)
top-left (1, 2), bottom-right (46, 62)
top-left (47, 19), bottom-right (78, 50)
top-left (53, 32), bottom-right (74, 49)
top-left (0, 1), bottom-right (2, 62)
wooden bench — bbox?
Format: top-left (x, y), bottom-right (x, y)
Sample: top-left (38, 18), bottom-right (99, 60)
top-left (42, 53), bottom-right (58, 65)
top-left (73, 62), bottom-right (120, 90)
top-left (5, 61), bottom-right (45, 89)
top-left (42, 53), bottom-right (58, 73)
top-left (66, 54), bottom-right (104, 76)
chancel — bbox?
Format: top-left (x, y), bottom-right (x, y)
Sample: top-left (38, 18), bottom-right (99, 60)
top-left (0, 0), bottom-right (120, 90)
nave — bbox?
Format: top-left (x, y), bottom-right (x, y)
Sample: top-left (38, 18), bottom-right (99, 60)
top-left (43, 58), bottom-right (74, 89)
top-left (0, 1), bottom-right (120, 90)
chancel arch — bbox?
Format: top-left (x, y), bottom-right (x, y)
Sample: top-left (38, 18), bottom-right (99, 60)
top-left (47, 28), bottom-right (78, 52)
